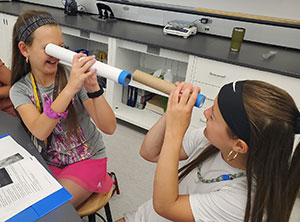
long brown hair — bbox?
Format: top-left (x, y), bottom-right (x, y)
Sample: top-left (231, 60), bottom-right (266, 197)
top-left (179, 80), bottom-right (300, 222)
top-left (11, 10), bottom-right (81, 145)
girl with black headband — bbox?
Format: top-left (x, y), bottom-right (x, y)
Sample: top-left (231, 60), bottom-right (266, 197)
top-left (9, 10), bottom-right (117, 208)
top-left (117, 81), bottom-right (300, 222)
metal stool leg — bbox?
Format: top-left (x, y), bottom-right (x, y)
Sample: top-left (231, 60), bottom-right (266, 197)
top-left (95, 212), bottom-right (107, 222)
top-left (104, 202), bottom-right (112, 222)
top-left (88, 214), bottom-right (96, 222)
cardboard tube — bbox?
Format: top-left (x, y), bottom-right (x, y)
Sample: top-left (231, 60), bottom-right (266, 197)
top-left (132, 70), bottom-right (205, 108)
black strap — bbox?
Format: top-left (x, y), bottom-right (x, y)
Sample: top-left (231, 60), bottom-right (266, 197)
top-left (87, 87), bottom-right (104, 98)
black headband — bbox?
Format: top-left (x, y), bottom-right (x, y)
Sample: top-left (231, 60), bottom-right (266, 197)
top-left (218, 81), bottom-right (250, 144)
top-left (17, 13), bottom-right (57, 42)
top-left (295, 114), bottom-right (300, 134)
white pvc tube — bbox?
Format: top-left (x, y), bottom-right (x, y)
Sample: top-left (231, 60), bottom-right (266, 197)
top-left (45, 43), bottom-right (132, 86)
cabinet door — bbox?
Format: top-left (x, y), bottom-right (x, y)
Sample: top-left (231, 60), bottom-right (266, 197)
top-left (0, 13), bottom-right (17, 68)
top-left (0, 14), bottom-right (6, 65)
top-left (190, 56), bottom-right (300, 128)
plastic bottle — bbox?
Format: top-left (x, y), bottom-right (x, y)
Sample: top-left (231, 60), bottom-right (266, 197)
top-left (164, 69), bottom-right (173, 83)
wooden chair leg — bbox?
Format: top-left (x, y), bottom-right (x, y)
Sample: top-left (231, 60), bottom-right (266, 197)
top-left (109, 172), bottom-right (120, 196)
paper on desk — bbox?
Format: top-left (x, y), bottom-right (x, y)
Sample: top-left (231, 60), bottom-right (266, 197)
top-left (0, 135), bottom-right (62, 222)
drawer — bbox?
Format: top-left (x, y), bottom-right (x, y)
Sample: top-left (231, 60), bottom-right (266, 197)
top-left (193, 57), bottom-right (243, 87)
top-left (190, 97), bottom-right (213, 129)
top-left (193, 81), bottom-right (220, 102)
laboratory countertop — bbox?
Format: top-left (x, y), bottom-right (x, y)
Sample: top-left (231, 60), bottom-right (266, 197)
top-left (1, 1), bottom-right (300, 78)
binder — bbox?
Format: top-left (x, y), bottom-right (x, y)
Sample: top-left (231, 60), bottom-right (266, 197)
top-left (7, 188), bottom-right (72, 222)
top-left (0, 134), bottom-right (73, 222)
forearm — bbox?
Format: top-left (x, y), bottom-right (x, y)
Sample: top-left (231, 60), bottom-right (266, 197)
top-left (91, 95), bottom-right (116, 134)
top-left (153, 130), bottom-right (183, 212)
top-left (140, 114), bottom-right (167, 162)
top-left (20, 86), bottom-right (75, 140)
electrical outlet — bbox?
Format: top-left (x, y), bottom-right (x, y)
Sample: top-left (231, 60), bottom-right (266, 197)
top-left (204, 26), bottom-right (210, 31)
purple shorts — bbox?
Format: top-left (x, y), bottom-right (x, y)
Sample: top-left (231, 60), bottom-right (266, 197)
top-left (49, 158), bottom-right (113, 193)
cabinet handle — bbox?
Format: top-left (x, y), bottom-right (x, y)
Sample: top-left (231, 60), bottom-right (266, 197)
top-left (209, 72), bottom-right (226, 78)
top-left (206, 97), bottom-right (214, 102)
top-left (200, 119), bottom-right (206, 123)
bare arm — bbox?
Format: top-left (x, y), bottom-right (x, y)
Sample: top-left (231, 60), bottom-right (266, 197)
top-left (0, 60), bottom-right (12, 98)
top-left (17, 86), bottom-right (75, 140)
top-left (140, 113), bottom-right (188, 163)
top-left (153, 82), bottom-right (200, 222)
top-left (83, 95), bottom-right (116, 135)
top-left (82, 62), bottom-right (116, 134)
top-left (17, 54), bottom-right (97, 140)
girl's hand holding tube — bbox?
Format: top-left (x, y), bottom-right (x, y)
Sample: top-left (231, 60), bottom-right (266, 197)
top-left (165, 82), bottom-right (200, 138)
top-left (84, 70), bottom-right (100, 93)
top-left (67, 53), bottom-right (97, 94)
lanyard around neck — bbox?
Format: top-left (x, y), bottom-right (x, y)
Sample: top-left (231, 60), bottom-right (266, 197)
top-left (30, 72), bottom-right (60, 113)
top-left (30, 73), bottom-right (42, 113)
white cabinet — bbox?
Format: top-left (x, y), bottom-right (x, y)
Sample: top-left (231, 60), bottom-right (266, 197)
top-left (189, 56), bottom-right (300, 128)
top-left (0, 13), bottom-right (17, 68)
top-left (2, 12), bottom-right (298, 130)
top-left (108, 38), bottom-right (191, 130)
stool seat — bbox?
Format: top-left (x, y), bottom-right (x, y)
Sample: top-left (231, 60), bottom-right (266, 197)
top-left (77, 187), bottom-right (113, 217)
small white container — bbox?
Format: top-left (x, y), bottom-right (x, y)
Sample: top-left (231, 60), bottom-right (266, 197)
top-left (164, 69), bottom-right (173, 83)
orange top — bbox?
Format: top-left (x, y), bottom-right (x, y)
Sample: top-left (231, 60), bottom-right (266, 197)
top-left (0, 59), bottom-right (16, 117)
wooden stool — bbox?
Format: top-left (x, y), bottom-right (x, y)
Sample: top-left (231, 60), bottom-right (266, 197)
top-left (77, 187), bottom-right (113, 222)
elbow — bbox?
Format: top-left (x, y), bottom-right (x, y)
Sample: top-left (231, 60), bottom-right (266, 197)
top-left (139, 148), bottom-right (150, 161)
top-left (139, 148), bottom-right (152, 162)
top-left (32, 132), bottom-right (48, 141)
top-left (139, 144), bottom-right (159, 162)
top-left (102, 123), bottom-right (116, 135)
top-left (105, 126), bottom-right (116, 135)
top-left (153, 199), bottom-right (168, 218)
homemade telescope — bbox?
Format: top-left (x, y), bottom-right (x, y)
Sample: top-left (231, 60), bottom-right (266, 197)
top-left (45, 44), bottom-right (205, 108)
top-left (45, 43), bottom-right (132, 86)
top-left (132, 70), bottom-right (205, 108)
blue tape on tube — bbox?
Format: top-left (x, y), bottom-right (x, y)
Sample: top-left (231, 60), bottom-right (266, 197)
top-left (195, 94), bottom-right (206, 108)
top-left (118, 70), bottom-right (132, 86)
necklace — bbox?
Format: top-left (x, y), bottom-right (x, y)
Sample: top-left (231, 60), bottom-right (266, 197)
top-left (197, 163), bottom-right (246, 183)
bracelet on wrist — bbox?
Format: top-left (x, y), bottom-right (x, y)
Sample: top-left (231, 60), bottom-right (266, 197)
top-left (44, 99), bottom-right (68, 119)
top-left (87, 87), bottom-right (104, 98)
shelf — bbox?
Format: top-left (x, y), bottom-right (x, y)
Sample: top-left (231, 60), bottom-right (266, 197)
top-left (114, 103), bottom-right (163, 130)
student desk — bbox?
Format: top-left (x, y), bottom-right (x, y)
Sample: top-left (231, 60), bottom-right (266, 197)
top-left (0, 110), bottom-right (81, 222)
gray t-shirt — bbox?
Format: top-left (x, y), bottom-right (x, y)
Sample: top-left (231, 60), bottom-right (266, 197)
top-left (10, 72), bottom-right (106, 167)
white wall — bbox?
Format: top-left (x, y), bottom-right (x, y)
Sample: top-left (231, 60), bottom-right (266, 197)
top-left (22, 0), bottom-right (300, 21)
top-left (22, 0), bottom-right (99, 14)
top-left (132, 0), bottom-right (300, 21)
top-left (21, 0), bottom-right (300, 49)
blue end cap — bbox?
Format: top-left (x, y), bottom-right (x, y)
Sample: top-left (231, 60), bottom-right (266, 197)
top-left (118, 70), bottom-right (132, 86)
top-left (222, 175), bottom-right (230, 181)
top-left (194, 94), bottom-right (206, 108)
